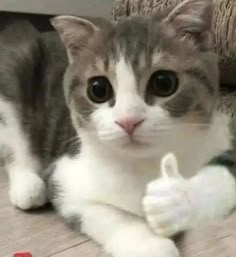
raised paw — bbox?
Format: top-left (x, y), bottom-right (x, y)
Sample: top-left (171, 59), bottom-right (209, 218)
top-left (143, 153), bottom-right (195, 237)
top-left (10, 172), bottom-right (47, 210)
top-left (143, 177), bottom-right (194, 237)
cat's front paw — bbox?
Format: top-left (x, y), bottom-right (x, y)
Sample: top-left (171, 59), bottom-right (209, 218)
top-left (143, 177), bottom-right (194, 237)
top-left (106, 237), bottom-right (179, 257)
top-left (10, 171), bottom-right (47, 210)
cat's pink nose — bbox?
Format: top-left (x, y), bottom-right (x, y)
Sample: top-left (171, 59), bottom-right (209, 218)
top-left (115, 118), bottom-right (144, 135)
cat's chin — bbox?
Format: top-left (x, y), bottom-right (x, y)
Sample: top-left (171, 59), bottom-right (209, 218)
top-left (122, 145), bottom-right (158, 158)
top-left (104, 139), bottom-right (159, 159)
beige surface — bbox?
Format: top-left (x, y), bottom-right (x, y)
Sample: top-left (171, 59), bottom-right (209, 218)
top-left (0, 0), bottom-right (113, 18)
top-left (1, 171), bottom-right (236, 257)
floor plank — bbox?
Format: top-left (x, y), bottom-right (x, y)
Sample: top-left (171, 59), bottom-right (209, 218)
top-left (177, 212), bottom-right (236, 257)
top-left (50, 240), bottom-right (102, 257)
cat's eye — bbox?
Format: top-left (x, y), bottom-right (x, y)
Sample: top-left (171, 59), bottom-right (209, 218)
top-left (148, 70), bottom-right (178, 97)
top-left (87, 76), bottom-right (113, 103)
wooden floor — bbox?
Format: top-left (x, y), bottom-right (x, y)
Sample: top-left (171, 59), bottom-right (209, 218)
top-left (1, 170), bottom-right (236, 257)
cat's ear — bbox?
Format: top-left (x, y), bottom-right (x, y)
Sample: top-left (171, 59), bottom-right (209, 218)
top-left (51, 16), bottom-right (99, 63)
top-left (164, 0), bottom-right (214, 50)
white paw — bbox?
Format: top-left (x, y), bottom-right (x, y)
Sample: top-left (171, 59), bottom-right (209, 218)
top-left (10, 172), bottom-right (47, 210)
top-left (107, 237), bottom-right (179, 257)
top-left (143, 177), bottom-right (193, 237)
top-left (143, 153), bottom-right (195, 237)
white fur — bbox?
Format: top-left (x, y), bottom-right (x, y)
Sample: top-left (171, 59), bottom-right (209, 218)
top-left (0, 98), bottom-right (47, 209)
top-left (143, 154), bottom-right (236, 237)
top-left (143, 176), bottom-right (192, 237)
top-left (52, 155), bottom-right (180, 257)
top-left (189, 165), bottom-right (236, 224)
top-left (10, 170), bottom-right (46, 210)
top-left (114, 56), bottom-right (146, 122)
top-left (52, 110), bottom-right (235, 257)
top-left (51, 57), bottom-right (235, 257)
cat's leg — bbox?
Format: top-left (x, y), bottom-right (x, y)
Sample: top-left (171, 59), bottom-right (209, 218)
top-left (8, 159), bottom-right (47, 210)
top-left (143, 150), bottom-right (236, 237)
top-left (80, 203), bottom-right (179, 257)
top-left (0, 100), bottom-right (47, 210)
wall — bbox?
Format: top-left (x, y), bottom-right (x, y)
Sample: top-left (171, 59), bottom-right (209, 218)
top-left (0, 0), bottom-right (113, 18)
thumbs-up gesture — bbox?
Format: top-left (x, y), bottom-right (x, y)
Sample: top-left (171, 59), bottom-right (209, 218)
top-left (160, 152), bottom-right (183, 180)
top-left (143, 153), bottom-right (194, 237)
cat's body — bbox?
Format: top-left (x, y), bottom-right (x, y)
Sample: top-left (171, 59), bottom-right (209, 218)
top-left (0, 17), bottom-right (77, 162)
top-left (2, 1), bottom-right (236, 257)
top-left (0, 17), bottom-right (79, 208)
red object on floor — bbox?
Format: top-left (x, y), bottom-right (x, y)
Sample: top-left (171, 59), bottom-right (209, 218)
top-left (14, 252), bottom-right (32, 257)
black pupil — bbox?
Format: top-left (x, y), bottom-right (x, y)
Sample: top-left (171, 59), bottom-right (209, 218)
top-left (150, 70), bottom-right (178, 97)
top-left (157, 75), bottom-right (172, 92)
top-left (92, 80), bottom-right (107, 98)
top-left (88, 77), bottom-right (112, 103)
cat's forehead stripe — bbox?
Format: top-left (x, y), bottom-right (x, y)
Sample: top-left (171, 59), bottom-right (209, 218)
top-left (151, 51), bottom-right (165, 66)
top-left (113, 18), bottom-right (151, 67)
top-left (115, 56), bottom-right (137, 93)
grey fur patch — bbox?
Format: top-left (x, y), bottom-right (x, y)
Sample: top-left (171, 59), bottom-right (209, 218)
top-left (73, 96), bottom-right (95, 126)
top-left (43, 162), bottom-right (57, 181)
top-left (68, 76), bottom-right (81, 101)
top-left (185, 68), bottom-right (214, 95)
top-left (0, 145), bottom-right (14, 167)
top-left (208, 150), bottom-right (236, 179)
top-left (46, 160), bottom-right (81, 230)
top-left (64, 214), bottom-right (81, 230)
top-left (46, 164), bottom-right (62, 208)
top-left (164, 93), bottom-right (194, 117)
top-left (0, 17), bottom-right (80, 168)
top-left (66, 73), bottom-right (95, 126)
top-left (113, 16), bottom-right (151, 66)
top-left (108, 97), bottom-right (116, 107)
top-left (0, 114), bottom-right (6, 125)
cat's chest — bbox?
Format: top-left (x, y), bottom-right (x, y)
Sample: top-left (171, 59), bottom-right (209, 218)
top-left (76, 155), bottom-right (160, 216)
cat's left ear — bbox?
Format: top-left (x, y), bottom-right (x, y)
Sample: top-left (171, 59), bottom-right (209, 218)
top-left (164, 0), bottom-right (214, 50)
top-left (51, 16), bottom-right (99, 63)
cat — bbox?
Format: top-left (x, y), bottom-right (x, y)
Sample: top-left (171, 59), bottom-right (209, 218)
top-left (1, 0), bottom-right (236, 257)
top-left (47, 0), bottom-right (236, 256)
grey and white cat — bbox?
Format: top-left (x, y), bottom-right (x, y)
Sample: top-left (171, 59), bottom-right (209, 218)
top-left (2, 0), bottom-right (236, 257)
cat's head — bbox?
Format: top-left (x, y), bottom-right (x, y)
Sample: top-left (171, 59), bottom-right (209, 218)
top-left (52, 0), bottom-right (218, 158)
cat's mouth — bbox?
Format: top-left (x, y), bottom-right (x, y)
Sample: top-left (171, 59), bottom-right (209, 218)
top-left (124, 137), bottom-right (150, 148)
top-left (99, 132), bottom-right (153, 151)
top-left (102, 134), bottom-right (156, 157)
top-left (117, 136), bottom-right (157, 158)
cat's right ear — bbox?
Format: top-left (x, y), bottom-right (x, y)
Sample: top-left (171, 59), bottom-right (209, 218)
top-left (51, 16), bottom-right (99, 63)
